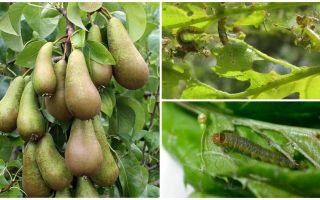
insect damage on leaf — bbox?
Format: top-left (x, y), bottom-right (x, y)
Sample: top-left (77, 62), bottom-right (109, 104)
top-left (212, 131), bottom-right (300, 169)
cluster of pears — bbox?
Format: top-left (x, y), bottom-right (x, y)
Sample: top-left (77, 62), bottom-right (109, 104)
top-left (0, 16), bottom-right (148, 197)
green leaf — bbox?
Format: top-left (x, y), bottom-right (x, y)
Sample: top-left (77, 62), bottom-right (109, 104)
top-left (85, 40), bottom-right (115, 65)
top-left (15, 40), bottom-right (46, 68)
top-left (117, 96), bottom-right (145, 135)
top-left (23, 3), bottom-right (60, 38)
top-left (8, 3), bottom-right (26, 35)
top-left (78, 2), bottom-right (102, 12)
top-left (119, 153), bottom-right (149, 197)
top-left (114, 99), bottom-right (135, 140)
top-left (1, 32), bottom-right (23, 52)
top-left (71, 29), bottom-right (86, 48)
top-left (252, 73), bottom-right (320, 99)
top-left (140, 184), bottom-right (159, 197)
top-left (120, 3), bottom-right (147, 42)
top-left (162, 3), bottom-right (209, 30)
top-left (162, 64), bottom-right (188, 99)
top-left (0, 183), bottom-right (22, 197)
top-left (234, 11), bottom-right (266, 27)
top-left (144, 131), bottom-right (159, 152)
top-left (181, 79), bottom-right (225, 99)
top-left (67, 2), bottom-right (87, 30)
top-left (0, 13), bottom-right (18, 35)
top-left (246, 179), bottom-right (300, 197)
top-left (100, 87), bottom-right (116, 117)
top-left (214, 42), bottom-right (254, 74)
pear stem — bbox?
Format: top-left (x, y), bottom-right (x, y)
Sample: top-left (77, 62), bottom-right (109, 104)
top-left (22, 68), bottom-right (32, 78)
top-left (99, 7), bottom-right (112, 20)
top-left (53, 35), bottom-right (68, 45)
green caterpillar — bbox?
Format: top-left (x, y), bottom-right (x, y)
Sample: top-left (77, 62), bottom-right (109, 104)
top-left (212, 131), bottom-right (299, 169)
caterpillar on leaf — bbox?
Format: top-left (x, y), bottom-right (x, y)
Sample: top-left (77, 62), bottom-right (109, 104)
top-left (212, 131), bottom-right (300, 169)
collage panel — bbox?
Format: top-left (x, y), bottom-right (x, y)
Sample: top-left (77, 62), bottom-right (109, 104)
top-left (0, 2), bottom-right (159, 198)
top-left (162, 101), bottom-right (320, 197)
top-left (162, 2), bottom-right (320, 99)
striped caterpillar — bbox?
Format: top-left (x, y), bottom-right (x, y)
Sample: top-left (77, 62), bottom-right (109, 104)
top-left (212, 131), bottom-right (299, 169)
top-left (218, 17), bottom-right (229, 45)
top-left (176, 26), bottom-right (204, 52)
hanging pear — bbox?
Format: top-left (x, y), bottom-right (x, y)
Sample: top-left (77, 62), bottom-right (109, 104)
top-left (22, 141), bottom-right (51, 197)
top-left (17, 82), bottom-right (45, 141)
top-left (55, 187), bottom-right (71, 198)
top-left (33, 42), bottom-right (57, 96)
top-left (91, 115), bottom-right (119, 187)
top-left (36, 133), bottom-right (73, 191)
top-left (24, 75), bottom-right (31, 83)
top-left (45, 60), bottom-right (72, 121)
top-left (107, 17), bottom-right (149, 89)
top-left (88, 24), bottom-right (112, 87)
top-left (75, 177), bottom-right (99, 198)
top-left (65, 49), bottom-right (101, 120)
top-left (65, 119), bottom-right (103, 176)
top-left (0, 76), bottom-right (25, 132)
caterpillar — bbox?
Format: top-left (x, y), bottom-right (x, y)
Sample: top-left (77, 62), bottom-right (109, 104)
top-left (212, 131), bottom-right (299, 169)
top-left (176, 26), bottom-right (204, 52)
top-left (218, 17), bottom-right (229, 45)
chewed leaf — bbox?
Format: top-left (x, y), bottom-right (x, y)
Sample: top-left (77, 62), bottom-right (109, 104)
top-left (234, 11), bottom-right (266, 27)
top-left (215, 42), bottom-right (254, 74)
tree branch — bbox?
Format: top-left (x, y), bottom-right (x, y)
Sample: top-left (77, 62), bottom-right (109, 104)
top-left (56, 5), bottom-right (74, 60)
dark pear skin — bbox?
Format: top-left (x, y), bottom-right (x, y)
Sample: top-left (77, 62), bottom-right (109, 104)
top-left (45, 60), bottom-right (72, 121)
top-left (65, 119), bottom-right (103, 176)
top-left (55, 187), bottom-right (71, 198)
top-left (33, 42), bottom-right (57, 96)
top-left (91, 116), bottom-right (119, 187)
top-left (17, 82), bottom-right (45, 141)
top-left (0, 76), bottom-right (25, 132)
top-left (36, 133), bottom-right (73, 191)
top-left (75, 176), bottom-right (99, 198)
top-left (107, 17), bottom-right (149, 90)
top-left (88, 24), bottom-right (112, 87)
top-left (65, 49), bottom-right (101, 120)
top-left (22, 142), bottom-right (52, 197)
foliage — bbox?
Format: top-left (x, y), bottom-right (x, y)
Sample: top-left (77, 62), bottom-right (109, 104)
top-left (162, 102), bottom-right (320, 197)
top-left (162, 2), bottom-right (320, 99)
top-left (0, 2), bottom-right (159, 198)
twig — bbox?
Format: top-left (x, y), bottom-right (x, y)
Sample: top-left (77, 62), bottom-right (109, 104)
top-left (148, 86), bottom-right (160, 132)
top-left (0, 166), bottom-right (22, 193)
top-left (5, 67), bottom-right (17, 77)
top-left (22, 68), bottom-right (32, 78)
top-left (55, 5), bottom-right (74, 60)
top-left (141, 86), bottom-right (160, 165)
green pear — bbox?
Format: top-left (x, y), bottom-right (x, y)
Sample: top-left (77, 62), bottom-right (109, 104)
top-left (23, 75), bottom-right (31, 83)
top-left (36, 133), bottom-right (73, 191)
top-left (75, 176), bottom-right (99, 198)
top-left (17, 82), bottom-right (45, 141)
top-left (33, 42), bottom-right (57, 96)
top-left (0, 76), bottom-right (25, 132)
top-left (107, 17), bottom-right (149, 89)
top-left (65, 49), bottom-right (101, 120)
top-left (22, 141), bottom-right (51, 197)
top-left (65, 119), bottom-right (103, 176)
top-left (91, 115), bottom-right (119, 187)
top-left (45, 60), bottom-right (72, 121)
top-left (88, 24), bottom-right (112, 87)
top-left (55, 187), bottom-right (71, 198)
